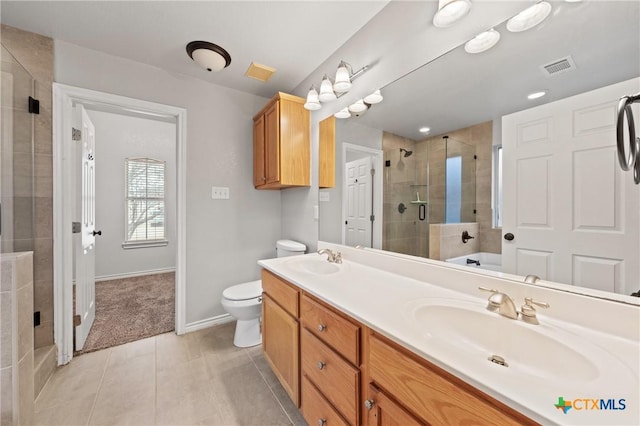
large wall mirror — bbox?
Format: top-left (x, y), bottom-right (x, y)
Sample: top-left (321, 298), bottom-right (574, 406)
top-left (318, 0), bottom-right (640, 300)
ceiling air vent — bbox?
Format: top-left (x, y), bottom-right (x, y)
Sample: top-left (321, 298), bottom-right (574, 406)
top-left (540, 56), bottom-right (576, 77)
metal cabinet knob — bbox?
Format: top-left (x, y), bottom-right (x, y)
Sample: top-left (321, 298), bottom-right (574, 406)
top-left (364, 399), bottom-right (375, 410)
top-left (317, 324), bottom-right (326, 332)
top-left (317, 361), bottom-right (326, 370)
top-left (318, 419), bottom-right (326, 426)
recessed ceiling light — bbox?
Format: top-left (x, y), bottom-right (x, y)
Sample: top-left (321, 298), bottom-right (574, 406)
top-left (507, 1), bottom-right (552, 33)
top-left (527, 91), bottom-right (547, 100)
top-left (419, 127), bottom-right (431, 133)
top-left (464, 29), bottom-right (501, 54)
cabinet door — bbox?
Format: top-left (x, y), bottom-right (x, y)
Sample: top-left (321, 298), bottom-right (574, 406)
top-left (264, 101), bottom-right (280, 185)
top-left (253, 115), bottom-right (266, 187)
top-left (262, 294), bottom-right (299, 406)
top-left (319, 116), bottom-right (335, 188)
top-left (366, 385), bottom-right (424, 426)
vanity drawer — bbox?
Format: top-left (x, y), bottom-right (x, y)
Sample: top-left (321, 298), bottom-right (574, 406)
top-left (301, 376), bottom-right (349, 426)
top-left (301, 328), bottom-right (359, 426)
top-left (301, 294), bottom-right (360, 365)
top-left (262, 269), bottom-right (299, 317)
top-left (368, 333), bottom-right (533, 426)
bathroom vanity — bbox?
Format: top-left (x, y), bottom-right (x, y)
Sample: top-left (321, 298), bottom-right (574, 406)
top-left (259, 243), bottom-right (640, 426)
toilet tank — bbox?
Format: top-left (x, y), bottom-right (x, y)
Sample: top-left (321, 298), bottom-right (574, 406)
top-left (276, 239), bottom-right (306, 257)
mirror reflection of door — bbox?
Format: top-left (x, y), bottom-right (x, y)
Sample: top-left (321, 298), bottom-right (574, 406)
top-left (344, 156), bottom-right (372, 247)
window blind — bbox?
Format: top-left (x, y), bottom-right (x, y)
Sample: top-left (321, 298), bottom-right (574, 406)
top-left (125, 158), bottom-right (166, 242)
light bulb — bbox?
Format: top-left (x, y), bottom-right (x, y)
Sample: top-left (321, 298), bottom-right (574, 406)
top-left (364, 90), bottom-right (383, 104)
top-left (334, 108), bottom-right (351, 119)
top-left (319, 75), bottom-right (337, 102)
top-left (334, 62), bottom-right (352, 92)
top-left (304, 86), bottom-right (321, 111)
top-left (348, 99), bottom-right (367, 113)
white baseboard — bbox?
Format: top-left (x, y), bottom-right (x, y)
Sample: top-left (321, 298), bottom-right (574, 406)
top-left (183, 313), bottom-right (234, 334)
top-left (95, 267), bottom-right (176, 282)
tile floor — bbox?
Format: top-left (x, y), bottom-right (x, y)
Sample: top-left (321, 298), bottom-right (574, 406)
top-left (34, 323), bottom-right (308, 426)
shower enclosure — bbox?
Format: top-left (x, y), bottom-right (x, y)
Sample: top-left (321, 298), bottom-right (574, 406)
top-left (382, 132), bottom-right (476, 258)
top-left (1, 45), bottom-right (35, 253)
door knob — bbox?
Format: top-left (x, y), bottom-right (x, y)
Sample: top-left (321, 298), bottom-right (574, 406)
top-left (92, 230), bottom-right (102, 236)
top-left (504, 232), bottom-right (514, 241)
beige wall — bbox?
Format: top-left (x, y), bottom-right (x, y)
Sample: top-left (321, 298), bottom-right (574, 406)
top-left (1, 25), bottom-right (55, 349)
top-left (429, 223), bottom-right (479, 261)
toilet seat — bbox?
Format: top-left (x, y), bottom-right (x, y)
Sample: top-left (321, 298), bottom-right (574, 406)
top-left (222, 280), bottom-right (262, 301)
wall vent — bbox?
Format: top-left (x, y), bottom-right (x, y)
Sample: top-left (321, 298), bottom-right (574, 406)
top-left (540, 56), bottom-right (576, 77)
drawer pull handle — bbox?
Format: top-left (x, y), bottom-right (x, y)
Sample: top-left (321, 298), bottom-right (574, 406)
top-left (318, 419), bottom-right (326, 426)
top-left (317, 361), bottom-right (326, 370)
top-left (318, 324), bottom-right (327, 332)
top-left (364, 399), bottom-right (376, 410)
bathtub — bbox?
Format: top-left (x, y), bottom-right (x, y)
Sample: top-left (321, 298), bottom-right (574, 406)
top-left (446, 252), bottom-right (502, 272)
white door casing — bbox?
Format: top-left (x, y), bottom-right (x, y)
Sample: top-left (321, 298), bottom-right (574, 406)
top-left (74, 104), bottom-right (96, 350)
top-left (344, 156), bottom-right (373, 247)
top-left (502, 78), bottom-right (640, 295)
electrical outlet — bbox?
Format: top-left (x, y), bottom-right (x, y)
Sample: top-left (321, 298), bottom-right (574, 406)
top-left (211, 186), bottom-right (230, 199)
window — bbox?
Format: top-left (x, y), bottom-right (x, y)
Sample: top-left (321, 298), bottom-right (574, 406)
top-left (493, 145), bottom-right (503, 228)
top-left (445, 155), bottom-right (462, 223)
top-left (123, 158), bottom-right (167, 248)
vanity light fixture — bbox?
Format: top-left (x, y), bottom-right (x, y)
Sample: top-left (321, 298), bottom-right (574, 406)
top-left (304, 60), bottom-right (370, 111)
top-left (464, 29), bottom-right (501, 54)
top-left (363, 90), bottom-right (383, 104)
top-left (348, 99), bottom-right (368, 113)
top-left (433, 0), bottom-right (472, 28)
top-left (419, 127), bottom-right (431, 133)
top-left (186, 41), bottom-right (231, 72)
top-left (334, 108), bottom-right (351, 119)
top-left (527, 91), bottom-right (547, 100)
top-left (318, 75), bottom-right (337, 102)
top-left (304, 86), bottom-right (322, 110)
top-left (506, 1), bottom-right (552, 33)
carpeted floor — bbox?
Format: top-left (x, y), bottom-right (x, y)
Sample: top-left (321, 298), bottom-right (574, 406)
top-left (76, 272), bottom-right (175, 355)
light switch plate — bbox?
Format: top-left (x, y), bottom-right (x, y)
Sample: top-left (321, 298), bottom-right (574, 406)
top-left (212, 186), bottom-right (230, 199)
top-left (319, 191), bottom-right (330, 202)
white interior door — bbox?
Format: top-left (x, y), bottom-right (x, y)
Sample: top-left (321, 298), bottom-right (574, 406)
top-left (502, 78), bottom-right (640, 295)
top-left (74, 104), bottom-right (97, 350)
top-left (344, 156), bottom-right (372, 247)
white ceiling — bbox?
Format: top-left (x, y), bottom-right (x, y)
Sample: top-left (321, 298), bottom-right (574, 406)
top-left (0, 0), bottom-right (389, 98)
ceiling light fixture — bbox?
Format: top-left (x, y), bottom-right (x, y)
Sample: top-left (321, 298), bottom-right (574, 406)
top-left (186, 41), bottom-right (231, 72)
top-left (464, 29), bottom-right (501, 54)
top-left (419, 127), bottom-right (431, 133)
top-left (527, 91), bottom-right (547, 100)
top-left (433, 0), bottom-right (472, 28)
top-left (507, 1), bottom-right (552, 33)
top-left (304, 60), bottom-right (370, 111)
top-left (334, 108), bottom-right (351, 119)
top-left (348, 99), bottom-right (368, 113)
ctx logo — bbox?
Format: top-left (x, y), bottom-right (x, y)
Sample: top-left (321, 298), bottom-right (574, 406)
top-left (554, 397), bottom-right (626, 414)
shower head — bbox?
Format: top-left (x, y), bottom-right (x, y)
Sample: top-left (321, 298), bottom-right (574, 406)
top-left (400, 148), bottom-right (413, 158)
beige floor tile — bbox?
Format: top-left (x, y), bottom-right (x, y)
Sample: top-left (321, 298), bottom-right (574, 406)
top-left (100, 352), bottom-right (155, 390)
top-left (250, 351), bottom-right (280, 389)
top-left (156, 385), bottom-right (223, 426)
top-left (156, 332), bottom-right (203, 371)
top-left (107, 335), bottom-right (156, 367)
top-left (212, 362), bottom-right (291, 425)
top-left (33, 394), bottom-right (96, 426)
top-left (271, 382), bottom-right (307, 426)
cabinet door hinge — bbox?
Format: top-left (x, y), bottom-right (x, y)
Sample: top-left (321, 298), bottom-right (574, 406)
top-left (28, 96), bottom-right (40, 114)
top-left (370, 215), bottom-right (375, 222)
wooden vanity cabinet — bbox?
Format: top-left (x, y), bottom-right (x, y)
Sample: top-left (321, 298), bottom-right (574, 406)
top-left (300, 294), bottom-right (362, 426)
top-left (253, 92), bottom-right (310, 189)
top-left (261, 270), bottom-right (300, 406)
top-left (365, 332), bottom-right (536, 426)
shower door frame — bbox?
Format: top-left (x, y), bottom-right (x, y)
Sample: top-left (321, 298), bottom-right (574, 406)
top-left (52, 83), bottom-right (187, 365)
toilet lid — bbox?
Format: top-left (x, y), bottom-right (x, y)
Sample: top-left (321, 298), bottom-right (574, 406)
top-left (223, 280), bottom-right (262, 301)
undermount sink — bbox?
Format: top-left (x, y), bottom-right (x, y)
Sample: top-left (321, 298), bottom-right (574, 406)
top-left (283, 256), bottom-right (341, 275)
top-left (403, 298), bottom-right (630, 384)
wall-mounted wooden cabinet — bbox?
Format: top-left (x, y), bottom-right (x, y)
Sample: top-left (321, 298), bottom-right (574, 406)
top-left (253, 92), bottom-right (310, 189)
top-left (319, 116), bottom-right (336, 188)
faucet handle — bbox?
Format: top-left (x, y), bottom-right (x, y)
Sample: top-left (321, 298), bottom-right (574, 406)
top-left (520, 297), bottom-right (549, 325)
top-left (478, 286), bottom-right (498, 294)
top-left (333, 252), bottom-right (342, 264)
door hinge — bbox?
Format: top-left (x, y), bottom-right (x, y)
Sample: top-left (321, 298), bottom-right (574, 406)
top-left (72, 222), bottom-right (81, 233)
top-left (72, 128), bottom-right (82, 141)
top-left (370, 215), bottom-right (375, 222)
top-left (34, 311), bottom-right (41, 327)
top-left (28, 96), bottom-right (40, 114)
top-left (370, 168), bottom-right (375, 176)
top-left (474, 155), bottom-right (477, 160)
top-left (73, 314), bottom-right (81, 327)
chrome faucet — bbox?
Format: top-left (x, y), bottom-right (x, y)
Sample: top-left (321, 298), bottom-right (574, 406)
top-left (520, 297), bottom-right (549, 325)
top-left (317, 249), bottom-right (342, 264)
top-left (478, 287), bottom-right (519, 320)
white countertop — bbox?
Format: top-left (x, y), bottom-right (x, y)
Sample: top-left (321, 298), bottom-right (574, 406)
top-left (259, 249), bottom-right (640, 426)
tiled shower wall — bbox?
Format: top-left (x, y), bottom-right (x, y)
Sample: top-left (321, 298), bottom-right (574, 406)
top-left (1, 25), bottom-right (55, 348)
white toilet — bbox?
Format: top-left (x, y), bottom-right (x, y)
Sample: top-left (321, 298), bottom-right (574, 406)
top-left (221, 239), bottom-right (306, 347)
